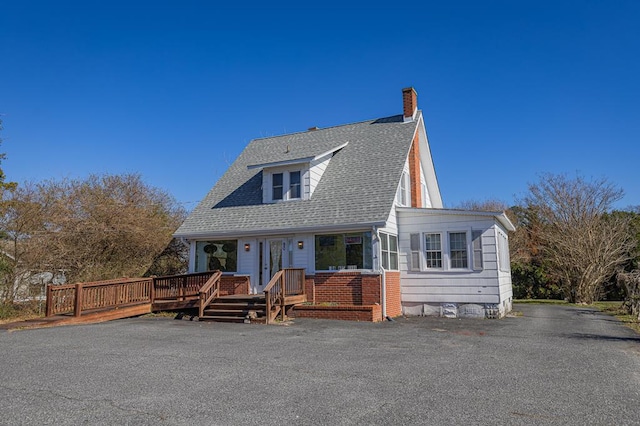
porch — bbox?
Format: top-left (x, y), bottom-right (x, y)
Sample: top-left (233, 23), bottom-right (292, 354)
top-left (44, 268), bottom-right (307, 325)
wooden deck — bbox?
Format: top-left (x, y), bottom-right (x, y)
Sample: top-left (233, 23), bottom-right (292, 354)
top-left (37, 269), bottom-right (307, 328)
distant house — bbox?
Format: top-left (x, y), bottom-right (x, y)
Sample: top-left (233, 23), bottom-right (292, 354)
top-left (175, 88), bottom-right (515, 320)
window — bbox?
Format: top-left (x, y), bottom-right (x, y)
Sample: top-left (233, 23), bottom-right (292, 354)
top-left (410, 233), bottom-right (421, 271)
top-left (397, 172), bottom-right (409, 206)
top-left (270, 170), bottom-right (302, 202)
top-left (472, 230), bottom-right (483, 271)
top-left (497, 231), bottom-right (510, 272)
top-left (289, 171), bottom-right (301, 199)
top-left (272, 173), bottom-right (283, 200)
top-left (424, 233), bottom-right (442, 268)
top-left (449, 232), bottom-right (468, 269)
top-left (314, 232), bottom-right (372, 270)
top-left (195, 240), bottom-right (238, 272)
top-left (380, 233), bottom-right (398, 270)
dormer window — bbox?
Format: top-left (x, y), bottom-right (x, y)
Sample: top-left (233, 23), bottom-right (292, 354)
top-left (267, 169), bottom-right (303, 202)
top-left (247, 141), bottom-right (348, 204)
top-left (273, 173), bottom-right (284, 200)
top-left (290, 171), bottom-right (301, 199)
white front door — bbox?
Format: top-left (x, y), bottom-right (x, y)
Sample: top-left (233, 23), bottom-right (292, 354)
top-left (262, 239), bottom-right (289, 288)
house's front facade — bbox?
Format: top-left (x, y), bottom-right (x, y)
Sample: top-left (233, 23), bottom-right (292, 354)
top-left (174, 88), bottom-right (515, 320)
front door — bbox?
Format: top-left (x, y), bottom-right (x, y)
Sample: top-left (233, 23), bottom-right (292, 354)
top-left (262, 239), bottom-right (288, 288)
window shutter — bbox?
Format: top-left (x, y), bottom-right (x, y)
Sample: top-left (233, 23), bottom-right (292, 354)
top-left (410, 233), bottom-right (420, 271)
top-left (472, 230), bottom-right (483, 271)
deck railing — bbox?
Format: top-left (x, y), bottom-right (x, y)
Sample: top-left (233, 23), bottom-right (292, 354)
top-left (152, 271), bottom-right (216, 301)
top-left (46, 272), bottom-right (218, 317)
top-left (264, 268), bottom-right (305, 324)
top-left (46, 278), bottom-right (153, 317)
top-left (198, 270), bottom-right (222, 318)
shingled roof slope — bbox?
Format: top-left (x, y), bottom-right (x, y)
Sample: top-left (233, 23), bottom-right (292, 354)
top-left (174, 112), bottom-right (421, 237)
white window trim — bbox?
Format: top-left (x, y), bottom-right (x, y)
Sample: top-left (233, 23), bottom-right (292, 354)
top-left (423, 232), bottom-right (443, 270)
top-left (497, 229), bottom-right (510, 273)
top-left (380, 232), bottom-right (399, 271)
top-left (397, 171), bottom-right (409, 206)
top-left (264, 166), bottom-right (307, 203)
top-left (448, 231), bottom-right (470, 270)
top-left (409, 229), bottom-right (479, 273)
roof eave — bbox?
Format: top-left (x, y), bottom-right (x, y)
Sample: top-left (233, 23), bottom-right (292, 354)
top-left (173, 220), bottom-right (387, 240)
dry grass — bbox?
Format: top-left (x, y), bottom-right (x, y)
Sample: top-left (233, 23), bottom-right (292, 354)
top-left (0, 302), bottom-right (45, 325)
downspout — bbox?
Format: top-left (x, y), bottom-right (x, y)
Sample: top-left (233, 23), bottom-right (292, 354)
top-left (374, 226), bottom-right (393, 322)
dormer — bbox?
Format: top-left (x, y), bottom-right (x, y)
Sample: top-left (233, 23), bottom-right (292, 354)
top-left (248, 142), bottom-right (347, 204)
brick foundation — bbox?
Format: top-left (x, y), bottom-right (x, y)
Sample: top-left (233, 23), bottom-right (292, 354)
top-left (296, 272), bottom-right (384, 322)
top-left (220, 275), bottom-right (250, 296)
top-left (293, 304), bottom-right (382, 322)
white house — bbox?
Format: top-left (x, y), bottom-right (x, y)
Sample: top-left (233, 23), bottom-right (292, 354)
top-left (174, 88), bottom-right (515, 320)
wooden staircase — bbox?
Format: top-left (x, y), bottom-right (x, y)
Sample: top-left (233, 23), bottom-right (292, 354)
top-left (200, 294), bottom-right (269, 323)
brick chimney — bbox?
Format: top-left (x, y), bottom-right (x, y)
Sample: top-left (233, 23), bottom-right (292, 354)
top-left (402, 87), bottom-right (417, 120)
top-left (403, 87), bottom-right (422, 207)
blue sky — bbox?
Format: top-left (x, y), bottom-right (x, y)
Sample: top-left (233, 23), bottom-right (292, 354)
top-left (1, 1), bottom-right (639, 211)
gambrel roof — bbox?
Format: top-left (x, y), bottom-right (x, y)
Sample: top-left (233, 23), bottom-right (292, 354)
top-left (175, 112), bottom-right (426, 238)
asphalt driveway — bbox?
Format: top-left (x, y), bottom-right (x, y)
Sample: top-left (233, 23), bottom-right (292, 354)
top-left (1, 304), bottom-right (639, 425)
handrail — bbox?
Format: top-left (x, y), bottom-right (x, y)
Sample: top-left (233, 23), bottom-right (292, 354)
top-left (198, 270), bottom-right (222, 318)
top-left (263, 268), bottom-right (306, 324)
top-left (153, 271), bottom-right (215, 300)
top-left (264, 270), bottom-right (284, 324)
top-left (46, 278), bottom-right (153, 317)
top-left (46, 272), bottom-right (218, 317)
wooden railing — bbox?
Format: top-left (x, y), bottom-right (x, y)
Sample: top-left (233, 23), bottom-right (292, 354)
top-left (46, 272), bottom-right (218, 317)
top-left (46, 278), bottom-right (153, 317)
top-left (152, 271), bottom-right (216, 301)
top-left (264, 268), bottom-right (305, 324)
top-left (198, 270), bottom-right (222, 318)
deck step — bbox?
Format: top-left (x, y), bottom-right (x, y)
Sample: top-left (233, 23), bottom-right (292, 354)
top-left (203, 309), bottom-right (266, 317)
top-left (199, 315), bottom-right (250, 323)
top-left (199, 294), bottom-right (269, 323)
top-left (205, 305), bottom-right (266, 311)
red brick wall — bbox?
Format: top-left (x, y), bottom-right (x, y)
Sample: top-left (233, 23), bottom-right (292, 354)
top-left (220, 276), bottom-right (250, 296)
top-left (294, 304), bottom-right (382, 322)
top-left (384, 271), bottom-right (402, 318)
top-left (310, 272), bottom-right (382, 305)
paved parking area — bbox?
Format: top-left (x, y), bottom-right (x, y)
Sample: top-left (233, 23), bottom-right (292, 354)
top-left (1, 304), bottom-right (640, 425)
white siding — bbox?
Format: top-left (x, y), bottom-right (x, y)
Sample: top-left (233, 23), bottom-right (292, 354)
top-left (419, 165), bottom-right (431, 208)
top-left (237, 238), bottom-right (257, 275)
top-left (291, 234), bottom-right (311, 269)
top-left (495, 225), bottom-right (514, 302)
top-left (397, 209), bottom-right (506, 305)
top-left (309, 152), bottom-right (332, 198)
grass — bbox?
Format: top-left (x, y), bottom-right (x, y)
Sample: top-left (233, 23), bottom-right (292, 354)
top-left (0, 302), bottom-right (45, 325)
top-left (515, 299), bottom-right (640, 334)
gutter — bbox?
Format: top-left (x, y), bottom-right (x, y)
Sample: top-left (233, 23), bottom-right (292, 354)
top-left (174, 220), bottom-right (387, 240)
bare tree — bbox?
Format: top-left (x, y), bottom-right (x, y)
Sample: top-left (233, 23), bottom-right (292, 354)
top-left (522, 174), bottom-right (635, 303)
top-left (1, 174), bottom-right (186, 294)
top-left (454, 198), bottom-right (509, 212)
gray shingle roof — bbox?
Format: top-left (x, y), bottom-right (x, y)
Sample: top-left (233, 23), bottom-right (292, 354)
top-left (174, 112), bottom-right (420, 237)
